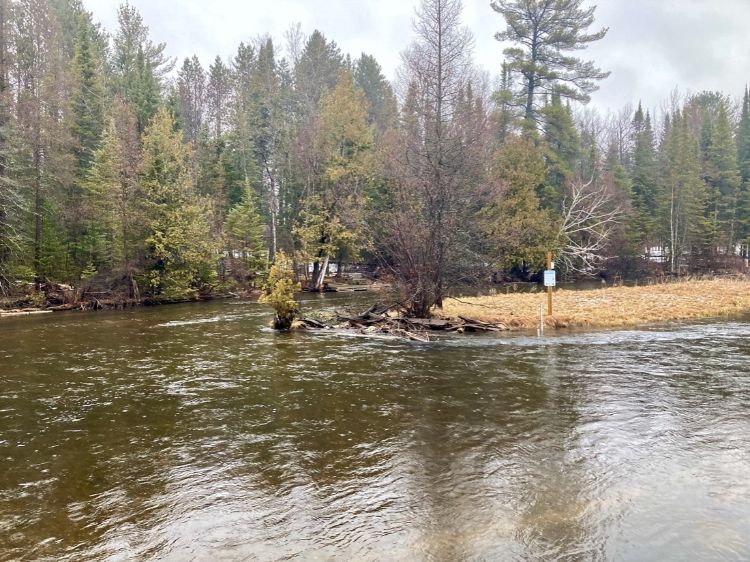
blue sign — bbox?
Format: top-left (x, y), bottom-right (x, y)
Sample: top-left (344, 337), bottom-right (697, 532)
top-left (544, 270), bottom-right (556, 287)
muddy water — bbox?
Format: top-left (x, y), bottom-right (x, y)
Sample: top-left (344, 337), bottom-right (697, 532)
top-left (1, 295), bottom-right (749, 560)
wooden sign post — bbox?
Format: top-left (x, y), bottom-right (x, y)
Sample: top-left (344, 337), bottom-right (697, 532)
top-left (544, 251), bottom-right (555, 316)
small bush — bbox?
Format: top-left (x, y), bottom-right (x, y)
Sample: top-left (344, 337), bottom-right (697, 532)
top-left (259, 251), bottom-right (301, 330)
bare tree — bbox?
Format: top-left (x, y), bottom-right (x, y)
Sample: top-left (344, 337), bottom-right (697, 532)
top-left (177, 55), bottom-right (206, 142)
top-left (283, 22), bottom-right (305, 68)
top-left (556, 176), bottom-right (623, 274)
top-left (380, 0), bottom-right (490, 317)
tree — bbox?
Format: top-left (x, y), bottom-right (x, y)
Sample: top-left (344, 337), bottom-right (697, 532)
top-left (112, 3), bottom-right (173, 133)
top-left (702, 99), bottom-right (740, 254)
top-left (737, 87), bottom-right (750, 254)
top-left (660, 109), bottom-right (710, 273)
top-left (140, 108), bottom-right (217, 300)
top-left (540, 93), bottom-right (580, 209)
top-left (14, 0), bottom-right (75, 286)
top-left (294, 70), bottom-right (372, 290)
top-left (207, 56), bottom-right (231, 140)
top-left (480, 135), bottom-right (556, 273)
top-left (177, 55), bottom-right (206, 142)
top-left (354, 53), bottom-right (397, 136)
top-left (382, 0), bottom-right (487, 317)
top-left (83, 100), bottom-right (142, 295)
top-left (628, 103), bottom-right (659, 253)
top-left (491, 0), bottom-right (609, 125)
top-left (225, 182), bottom-right (267, 285)
top-left (555, 176), bottom-right (623, 273)
top-left (259, 250), bottom-right (299, 330)
top-left (0, 0), bottom-right (20, 293)
top-left (294, 30), bottom-right (343, 117)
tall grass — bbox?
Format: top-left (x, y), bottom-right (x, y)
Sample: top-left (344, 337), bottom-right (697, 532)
top-left (441, 278), bottom-right (750, 330)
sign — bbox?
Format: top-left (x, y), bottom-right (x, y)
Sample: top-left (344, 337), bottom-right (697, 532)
top-left (543, 269), bottom-right (556, 287)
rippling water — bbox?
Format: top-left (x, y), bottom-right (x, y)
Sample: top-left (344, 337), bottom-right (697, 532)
top-left (1, 295), bottom-right (749, 561)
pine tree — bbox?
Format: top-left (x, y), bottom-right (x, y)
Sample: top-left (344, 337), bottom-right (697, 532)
top-left (491, 0), bottom-right (609, 125)
top-left (736, 87), bottom-right (750, 255)
top-left (704, 101), bottom-right (740, 253)
top-left (540, 94), bottom-right (580, 209)
top-left (294, 70), bottom-right (372, 290)
top-left (353, 53), bottom-right (397, 136)
top-left (661, 109), bottom-right (710, 273)
top-left (294, 30), bottom-right (343, 118)
top-left (629, 103), bottom-right (659, 253)
top-left (207, 56), bottom-right (232, 140)
top-left (14, 0), bottom-right (76, 285)
top-left (112, 3), bottom-right (172, 134)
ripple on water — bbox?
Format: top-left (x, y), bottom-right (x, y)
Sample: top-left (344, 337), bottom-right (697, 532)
top-left (0, 301), bottom-right (748, 560)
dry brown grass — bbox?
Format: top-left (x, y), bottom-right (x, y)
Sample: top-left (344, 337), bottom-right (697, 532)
top-left (440, 278), bottom-right (750, 330)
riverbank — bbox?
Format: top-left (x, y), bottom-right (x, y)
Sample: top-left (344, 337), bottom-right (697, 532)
top-left (0, 290), bottom-right (255, 316)
top-left (440, 278), bottom-right (750, 330)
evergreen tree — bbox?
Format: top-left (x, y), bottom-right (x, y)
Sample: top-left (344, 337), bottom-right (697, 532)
top-left (480, 135), bottom-right (555, 272)
top-left (491, 0), bottom-right (609, 126)
top-left (294, 30), bottom-right (343, 117)
top-left (353, 53), bottom-right (397, 136)
top-left (294, 70), bottom-right (372, 289)
top-left (540, 94), bottom-right (580, 209)
top-left (207, 56), bottom-right (232, 140)
top-left (140, 108), bottom-right (217, 299)
top-left (737, 87), bottom-right (750, 253)
top-left (225, 182), bottom-right (267, 285)
top-left (703, 101), bottom-right (740, 253)
top-left (629, 103), bottom-right (659, 252)
top-left (660, 109), bottom-right (710, 273)
top-left (112, 3), bottom-right (173, 133)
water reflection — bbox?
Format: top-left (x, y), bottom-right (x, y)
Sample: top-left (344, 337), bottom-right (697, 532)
top-left (1, 298), bottom-right (749, 560)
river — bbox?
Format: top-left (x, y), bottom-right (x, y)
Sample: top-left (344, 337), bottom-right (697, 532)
top-left (1, 294), bottom-right (749, 561)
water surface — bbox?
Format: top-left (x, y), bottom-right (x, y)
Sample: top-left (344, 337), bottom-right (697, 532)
top-left (1, 295), bottom-right (749, 560)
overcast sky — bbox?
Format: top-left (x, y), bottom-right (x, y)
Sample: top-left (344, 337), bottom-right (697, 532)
top-left (83, 0), bottom-right (750, 115)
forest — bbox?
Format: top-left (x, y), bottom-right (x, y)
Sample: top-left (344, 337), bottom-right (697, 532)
top-left (1, 0), bottom-right (749, 317)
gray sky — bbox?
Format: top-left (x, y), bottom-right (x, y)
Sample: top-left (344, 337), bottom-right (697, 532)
top-left (83, 0), bottom-right (750, 115)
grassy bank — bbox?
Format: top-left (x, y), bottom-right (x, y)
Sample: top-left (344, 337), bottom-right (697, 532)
top-left (440, 278), bottom-right (750, 330)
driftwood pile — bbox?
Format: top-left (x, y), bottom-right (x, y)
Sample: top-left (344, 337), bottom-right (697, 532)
top-left (296, 303), bottom-right (504, 342)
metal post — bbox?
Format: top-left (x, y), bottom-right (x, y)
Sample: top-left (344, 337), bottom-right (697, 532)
top-left (539, 302), bottom-right (544, 337)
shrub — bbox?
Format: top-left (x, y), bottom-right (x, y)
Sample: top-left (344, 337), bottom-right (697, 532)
top-left (259, 251), bottom-right (301, 330)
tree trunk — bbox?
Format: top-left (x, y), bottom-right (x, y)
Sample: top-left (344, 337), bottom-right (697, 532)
top-left (33, 142), bottom-right (42, 289)
top-left (315, 254), bottom-right (330, 291)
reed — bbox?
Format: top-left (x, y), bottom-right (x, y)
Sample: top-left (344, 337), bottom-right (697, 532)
top-left (440, 278), bottom-right (750, 330)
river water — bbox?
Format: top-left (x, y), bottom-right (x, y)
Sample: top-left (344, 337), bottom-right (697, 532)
top-left (1, 294), bottom-right (749, 561)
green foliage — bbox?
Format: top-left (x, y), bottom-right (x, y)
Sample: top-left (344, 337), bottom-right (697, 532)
top-left (225, 183), bottom-right (268, 285)
top-left (113, 3), bottom-right (172, 133)
top-left (491, 0), bottom-right (609, 124)
top-left (141, 109), bottom-right (218, 300)
top-left (259, 250), bottom-right (300, 330)
top-left (540, 95), bottom-right (580, 209)
top-left (354, 53), bottom-right (397, 135)
top-left (481, 136), bottom-right (557, 271)
top-left (661, 109), bottom-right (712, 272)
top-left (628, 104), bottom-right (659, 250)
top-left (294, 195), bottom-right (360, 265)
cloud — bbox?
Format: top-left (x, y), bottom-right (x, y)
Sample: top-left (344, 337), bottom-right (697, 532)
top-left (83, 0), bottom-right (750, 114)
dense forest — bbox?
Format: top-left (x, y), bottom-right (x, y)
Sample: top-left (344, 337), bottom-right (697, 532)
top-left (1, 0), bottom-right (749, 316)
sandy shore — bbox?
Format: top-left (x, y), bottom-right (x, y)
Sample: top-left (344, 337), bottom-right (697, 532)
top-left (440, 278), bottom-right (750, 330)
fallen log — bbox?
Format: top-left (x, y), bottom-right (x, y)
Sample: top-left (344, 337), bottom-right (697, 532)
top-left (0, 309), bottom-right (53, 317)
